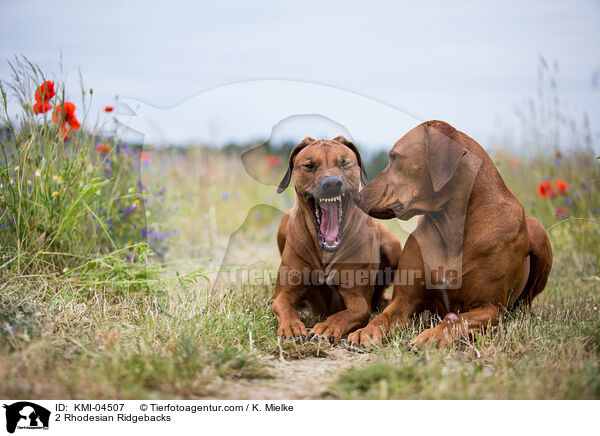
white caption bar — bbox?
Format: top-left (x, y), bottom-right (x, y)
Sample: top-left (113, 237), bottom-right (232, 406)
top-left (0, 400), bottom-right (596, 436)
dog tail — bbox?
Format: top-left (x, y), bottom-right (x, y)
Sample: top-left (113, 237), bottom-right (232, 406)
top-left (517, 216), bottom-right (553, 306)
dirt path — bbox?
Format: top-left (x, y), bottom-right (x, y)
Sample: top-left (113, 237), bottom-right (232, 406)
top-left (209, 346), bottom-right (369, 400)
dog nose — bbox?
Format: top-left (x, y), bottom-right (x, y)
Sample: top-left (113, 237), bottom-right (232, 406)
top-left (320, 176), bottom-right (343, 196)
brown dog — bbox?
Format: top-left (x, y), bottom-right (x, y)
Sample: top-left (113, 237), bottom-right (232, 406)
top-left (348, 121), bottom-right (552, 349)
top-left (273, 136), bottom-right (402, 344)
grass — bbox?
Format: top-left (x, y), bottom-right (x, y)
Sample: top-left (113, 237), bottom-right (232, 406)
top-left (0, 276), bottom-right (278, 398)
top-left (1, 57), bottom-right (599, 399)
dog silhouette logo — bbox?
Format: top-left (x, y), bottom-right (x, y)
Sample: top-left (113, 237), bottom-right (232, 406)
top-left (2, 402), bottom-right (50, 434)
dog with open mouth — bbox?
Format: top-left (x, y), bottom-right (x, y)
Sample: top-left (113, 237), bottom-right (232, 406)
top-left (348, 120), bottom-right (553, 350)
top-left (272, 136), bottom-right (402, 344)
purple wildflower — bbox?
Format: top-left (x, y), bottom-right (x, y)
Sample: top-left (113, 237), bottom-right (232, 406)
top-left (121, 203), bottom-right (137, 218)
top-left (142, 228), bottom-right (180, 242)
top-left (2, 323), bottom-right (17, 334)
top-left (116, 142), bottom-right (129, 154)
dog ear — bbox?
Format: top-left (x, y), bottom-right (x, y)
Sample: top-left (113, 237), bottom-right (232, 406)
top-left (332, 136), bottom-right (368, 186)
top-left (424, 123), bottom-right (466, 192)
top-left (277, 137), bottom-right (315, 193)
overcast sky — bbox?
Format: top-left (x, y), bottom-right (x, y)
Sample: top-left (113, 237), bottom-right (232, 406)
top-left (1, 0), bottom-right (599, 151)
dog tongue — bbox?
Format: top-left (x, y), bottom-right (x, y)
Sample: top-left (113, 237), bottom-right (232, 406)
top-left (320, 202), bottom-right (339, 242)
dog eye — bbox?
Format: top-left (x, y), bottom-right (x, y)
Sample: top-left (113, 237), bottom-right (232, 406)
top-left (341, 161), bottom-right (354, 169)
top-left (302, 163), bottom-right (315, 171)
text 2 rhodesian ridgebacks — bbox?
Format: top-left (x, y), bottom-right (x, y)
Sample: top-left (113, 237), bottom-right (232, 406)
top-left (272, 136), bottom-right (401, 344)
top-left (348, 120), bottom-right (552, 349)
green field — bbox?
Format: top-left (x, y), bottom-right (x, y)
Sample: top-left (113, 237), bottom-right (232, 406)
top-left (1, 60), bottom-right (599, 399)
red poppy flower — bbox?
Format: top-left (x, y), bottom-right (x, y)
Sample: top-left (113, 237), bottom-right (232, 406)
top-left (96, 143), bottom-right (110, 154)
top-left (140, 152), bottom-right (152, 165)
top-left (53, 102), bottom-right (81, 140)
top-left (553, 179), bottom-right (569, 195)
top-left (103, 105), bottom-right (114, 113)
top-left (555, 206), bottom-right (568, 218)
top-left (33, 100), bottom-right (53, 114)
top-left (266, 155), bottom-right (282, 167)
top-left (34, 80), bottom-right (56, 103)
top-left (53, 102), bottom-right (81, 129)
top-left (555, 150), bottom-right (563, 159)
top-left (536, 181), bottom-right (556, 199)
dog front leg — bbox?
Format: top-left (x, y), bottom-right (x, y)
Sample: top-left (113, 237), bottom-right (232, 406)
top-left (272, 288), bottom-right (308, 341)
top-left (308, 289), bottom-right (370, 344)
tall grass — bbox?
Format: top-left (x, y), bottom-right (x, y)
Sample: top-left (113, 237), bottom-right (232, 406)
top-left (494, 57), bottom-right (600, 266)
top-left (0, 58), bottom-right (176, 282)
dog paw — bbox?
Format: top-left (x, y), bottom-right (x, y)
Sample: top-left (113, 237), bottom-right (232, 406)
top-left (346, 325), bottom-right (384, 351)
top-left (408, 326), bottom-right (451, 351)
top-left (308, 321), bottom-right (345, 345)
top-left (277, 319), bottom-right (308, 341)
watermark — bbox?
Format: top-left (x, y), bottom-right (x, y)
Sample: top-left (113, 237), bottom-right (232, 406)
top-left (114, 80), bottom-right (478, 290)
top-left (214, 265), bottom-right (460, 289)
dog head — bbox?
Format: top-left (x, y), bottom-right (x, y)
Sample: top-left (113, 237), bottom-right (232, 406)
top-left (355, 121), bottom-right (467, 220)
top-left (278, 136), bottom-right (368, 251)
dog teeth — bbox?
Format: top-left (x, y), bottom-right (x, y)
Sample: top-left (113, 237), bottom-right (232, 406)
top-left (320, 195), bottom-right (342, 203)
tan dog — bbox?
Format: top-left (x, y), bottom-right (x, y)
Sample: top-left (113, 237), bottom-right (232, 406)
top-left (348, 121), bottom-right (552, 349)
top-left (273, 136), bottom-right (402, 344)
